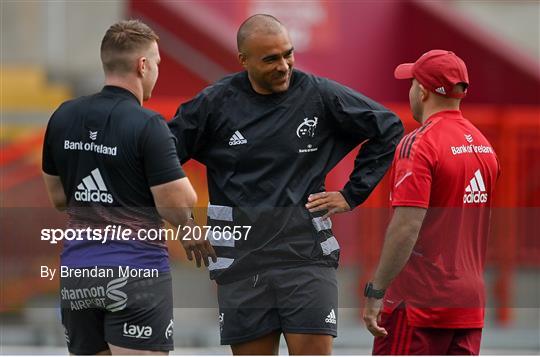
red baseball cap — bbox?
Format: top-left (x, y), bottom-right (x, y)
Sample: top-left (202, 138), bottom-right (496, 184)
top-left (394, 49), bottom-right (469, 98)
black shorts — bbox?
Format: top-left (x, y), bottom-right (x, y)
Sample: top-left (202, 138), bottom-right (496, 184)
top-left (60, 268), bottom-right (173, 354)
top-left (217, 265), bottom-right (338, 345)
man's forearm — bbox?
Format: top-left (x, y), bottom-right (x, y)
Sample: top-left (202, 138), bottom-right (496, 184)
top-left (371, 206), bottom-right (426, 290)
top-left (372, 226), bottom-right (417, 290)
top-left (151, 177), bottom-right (198, 227)
top-left (342, 124), bottom-right (403, 207)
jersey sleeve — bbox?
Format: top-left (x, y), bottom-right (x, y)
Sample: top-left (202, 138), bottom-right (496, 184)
top-left (141, 115), bottom-right (186, 187)
top-left (42, 115), bottom-right (59, 175)
top-left (319, 78), bottom-right (404, 207)
top-left (390, 135), bottom-right (435, 208)
top-left (168, 91), bottom-right (211, 164)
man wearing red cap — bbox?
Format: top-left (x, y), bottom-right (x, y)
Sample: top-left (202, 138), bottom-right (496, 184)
top-left (362, 50), bottom-right (500, 354)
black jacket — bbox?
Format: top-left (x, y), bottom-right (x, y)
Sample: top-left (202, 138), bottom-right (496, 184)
top-left (169, 69), bottom-right (403, 283)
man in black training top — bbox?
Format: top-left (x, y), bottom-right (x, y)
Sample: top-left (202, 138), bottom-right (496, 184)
top-left (169, 14), bottom-right (403, 355)
top-left (42, 20), bottom-right (213, 355)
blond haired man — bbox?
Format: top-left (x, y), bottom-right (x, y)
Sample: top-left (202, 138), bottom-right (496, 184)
top-left (42, 20), bottom-right (211, 355)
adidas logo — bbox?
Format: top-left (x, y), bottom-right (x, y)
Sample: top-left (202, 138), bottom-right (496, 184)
top-left (229, 131), bottom-right (247, 146)
top-left (435, 86), bottom-right (446, 95)
top-left (463, 169), bottom-right (488, 204)
top-left (89, 131), bottom-right (98, 141)
top-left (325, 309), bottom-right (337, 324)
top-left (74, 168), bottom-right (113, 203)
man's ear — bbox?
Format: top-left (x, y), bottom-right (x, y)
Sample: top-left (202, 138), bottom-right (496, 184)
top-left (418, 83), bottom-right (429, 102)
top-left (137, 56), bottom-right (147, 77)
top-left (238, 53), bottom-right (248, 69)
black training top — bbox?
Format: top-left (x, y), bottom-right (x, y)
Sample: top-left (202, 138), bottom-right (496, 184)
top-left (43, 85), bottom-right (185, 235)
top-left (169, 69), bottom-right (403, 283)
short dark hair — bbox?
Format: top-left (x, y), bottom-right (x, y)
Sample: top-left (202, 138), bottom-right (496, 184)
top-left (100, 19), bottom-right (159, 74)
top-left (237, 14), bottom-right (283, 53)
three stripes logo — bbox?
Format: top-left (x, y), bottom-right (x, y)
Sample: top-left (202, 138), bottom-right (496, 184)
top-left (435, 86), bottom-right (446, 95)
top-left (399, 121), bottom-right (433, 159)
top-left (229, 130), bottom-right (247, 146)
top-left (74, 168), bottom-right (113, 203)
top-left (325, 309), bottom-right (337, 324)
top-left (463, 169), bottom-right (488, 204)
top-left (106, 276), bottom-right (128, 312)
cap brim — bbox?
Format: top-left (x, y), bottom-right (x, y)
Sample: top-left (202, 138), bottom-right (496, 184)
top-left (394, 63), bottom-right (414, 79)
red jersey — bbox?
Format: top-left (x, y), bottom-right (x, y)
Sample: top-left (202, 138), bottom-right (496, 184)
top-left (384, 110), bottom-right (500, 328)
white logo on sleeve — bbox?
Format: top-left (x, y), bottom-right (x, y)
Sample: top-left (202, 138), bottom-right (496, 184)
top-left (325, 309), bottom-right (337, 324)
top-left (394, 171), bottom-right (413, 188)
top-left (463, 169), bottom-right (488, 204)
top-left (74, 168), bottom-right (114, 203)
top-left (229, 131), bottom-right (247, 146)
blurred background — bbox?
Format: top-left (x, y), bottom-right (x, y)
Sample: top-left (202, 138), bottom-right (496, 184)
top-left (1, 0), bottom-right (539, 354)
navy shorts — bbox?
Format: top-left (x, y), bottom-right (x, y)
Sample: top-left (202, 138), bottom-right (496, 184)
top-left (60, 268), bottom-right (173, 354)
top-left (217, 265), bottom-right (338, 345)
